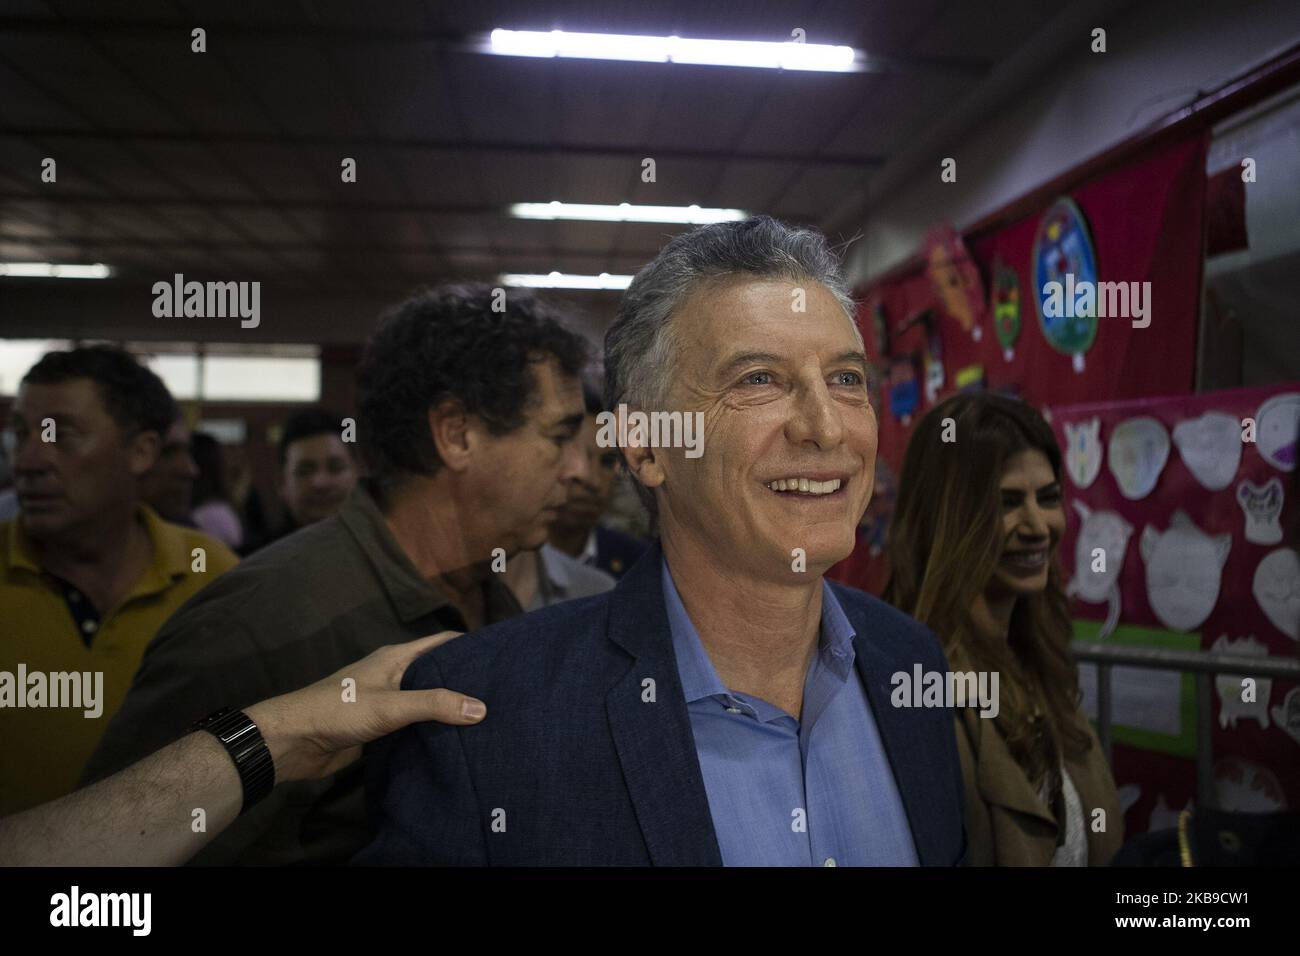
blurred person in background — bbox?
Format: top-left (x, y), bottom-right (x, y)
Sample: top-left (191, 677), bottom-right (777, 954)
top-left (191, 432), bottom-right (243, 551)
top-left (0, 436), bottom-right (15, 521)
top-left (546, 382), bottom-right (649, 578)
top-left (82, 285), bottom-right (588, 864)
top-left (138, 410), bottom-right (200, 527)
top-left (0, 346), bottom-right (237, 817)
top-left (504, 392), bottom-right (616, 608)
top-left (883, 392), bottom-right (1122, 866)
top-left (242, 407), bottom-right (359, 552)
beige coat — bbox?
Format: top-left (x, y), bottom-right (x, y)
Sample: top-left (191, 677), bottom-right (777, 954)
top-left (955, 706), bottom-right (1124, 866)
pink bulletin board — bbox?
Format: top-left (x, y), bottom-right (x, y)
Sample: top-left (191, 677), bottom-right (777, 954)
top-left (1048, 383), bottom-right (1300, 835)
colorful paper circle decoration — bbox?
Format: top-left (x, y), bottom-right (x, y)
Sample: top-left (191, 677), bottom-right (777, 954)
top-left (1032, 197), bottom-right (1099, 361)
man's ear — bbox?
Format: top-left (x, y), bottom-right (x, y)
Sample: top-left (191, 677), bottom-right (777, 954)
top-left (428, 399), bottom-right (472, 472)
top-left (617, 404), bottom-right (666, 494)
top-left (126, 430), bottom-right (162, 478)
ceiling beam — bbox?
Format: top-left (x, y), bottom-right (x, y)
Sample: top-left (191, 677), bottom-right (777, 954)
top-left (2, 128), bottom-right (887, 170)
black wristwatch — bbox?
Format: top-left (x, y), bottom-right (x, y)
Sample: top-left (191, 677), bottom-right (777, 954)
top-left (191, 707), bottom-right (275, 814)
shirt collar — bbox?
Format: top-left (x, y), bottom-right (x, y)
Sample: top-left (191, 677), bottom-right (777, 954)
top-left (5, 505), bottom-right (195, 599)
top-left (337, 481), bottom-right (522, 625)
top-left (661, 554), bottom-right (858, 705)
top-left (537, 543), bottom-right (574, 596)
top-left (579, 529), bottom-right (599, 565)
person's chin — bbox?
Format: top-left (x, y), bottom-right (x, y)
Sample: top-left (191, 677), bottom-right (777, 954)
top-left (19, 510), bottom-right (68, 539)
top-left (522, 521), bottom-right (552, 551)
top-left (992, 566), bottom-right (1050, 597)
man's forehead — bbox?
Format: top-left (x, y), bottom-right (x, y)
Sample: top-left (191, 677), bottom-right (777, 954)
top-left (16, 378), bottom-right (107, 417)
top-left (677, 278), bottom-right (855, 344)
top-left (528, 364), bottom-right (584, 422)
top-left (288, 432), bottom-right (347, 460)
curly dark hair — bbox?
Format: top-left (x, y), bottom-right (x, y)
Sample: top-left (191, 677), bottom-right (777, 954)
top-left (356, 284), bottom-right (588, 487)
top-left (21, 345), bottom-right (178, 439)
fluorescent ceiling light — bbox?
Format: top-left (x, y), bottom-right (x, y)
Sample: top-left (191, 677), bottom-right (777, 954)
top-left (0, 262), bottom-right (112, 279)
top-left (500, 272), bottom-right (634, 290)
top-left (511, 201), bottom-right (747, 224)
top-left (488, 30), bottom-right (859, 72)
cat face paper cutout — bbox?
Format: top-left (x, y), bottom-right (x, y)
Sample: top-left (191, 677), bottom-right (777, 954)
top-left (1108, 416), bottom-right (1170, 500)
top-left (1065, 417), bottom-right (1102, 489)
top-left (1211, 634), bottom-right (1272, 730)
top-left (1252, 548), bottom-right (1300, 641)
top-left (1214, 757), bottom-right (1286, 813)
top-left (1256, 393), bottom-right (1300, 472)
top-left (1067, 501), bottom-right (1131, 638)
top-left (1271, 687), bottom-right (1300, 748)
top-left (1172, 411), bottom-right (1241, 491)
top-left (1236, 478), bottom-right (1284, 546)
top-left (1140, 511), bottom-right (1231, 633)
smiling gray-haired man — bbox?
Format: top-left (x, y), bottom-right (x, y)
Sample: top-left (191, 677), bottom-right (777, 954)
top-left (361, 216), bottom-right (966, 866)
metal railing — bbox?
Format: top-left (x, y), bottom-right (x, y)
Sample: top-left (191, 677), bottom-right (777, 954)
top-left (1072, 641), bottom-right (1300, 810)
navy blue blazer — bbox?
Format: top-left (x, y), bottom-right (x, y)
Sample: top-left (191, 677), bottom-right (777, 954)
top-left (593, 525), bottom-right (649, 579)
top-left (357, 543), bottom-right (966, 866)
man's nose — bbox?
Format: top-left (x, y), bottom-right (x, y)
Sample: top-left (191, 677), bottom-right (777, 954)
top-left (559, 437), bottom-right (589, 483)
top-left (786, 379), bottom-right (844, 449)
top-left (183, 452), bottom-right (199, 479)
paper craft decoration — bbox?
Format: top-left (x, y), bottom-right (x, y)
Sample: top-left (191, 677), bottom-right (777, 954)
top-left (1032, 197), bottom-right (1099, 360)
top-left (1064, 417), bottom-right (1102, 489)
top-left (1272, 687), bottom-right (1300, 747)
top-left (1116, 784), bottom-right (1142, 815)
top-left (1214, 757), bottom-right (1287, 813)
top-left (1140, 511), bottom-right (1231, 633)
top-left (871, 301), bottom-right (890, 359)
top-left (1211, 634), bottom-right (1272, 729)
top-left (1236, 478), bottom-right (1284, 545)
top-left (1108, 416), bottom-right (1170, 500)
top-left (1172, 411), bottom-right (1241, 491)
top-left (1256, 392), bottom-right (1300, 471)
top-left (923, 329), bottom-right (944, 405)
top-left (955, 364), bottom-right (984, 392)
top-left (1067, 500), bottom-right (1131, 638)
top-left (992, 259), bottom-right (1020, 360)
top-left (1252, 548), bottom-right (1300, 641)
top-left (887, 355), bottom-right (919, 424)
top-left (925, 226), bottom-right (985, 341)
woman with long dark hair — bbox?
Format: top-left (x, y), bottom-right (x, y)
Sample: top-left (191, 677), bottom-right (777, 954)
top-left (884, 392), bottom-right (1122, 865)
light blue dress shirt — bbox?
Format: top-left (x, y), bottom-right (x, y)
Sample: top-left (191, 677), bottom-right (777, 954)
top-left (663, 558), bottom-right (919, 866)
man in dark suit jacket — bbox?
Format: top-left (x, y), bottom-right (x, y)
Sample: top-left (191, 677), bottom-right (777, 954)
top-left (359, 542), bottom-right (964, 865)
top-left (361, 216), bottom-right (965, 866)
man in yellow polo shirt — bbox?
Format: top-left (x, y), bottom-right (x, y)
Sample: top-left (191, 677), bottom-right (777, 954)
top-left (0, 346), bottom-right (237, 816)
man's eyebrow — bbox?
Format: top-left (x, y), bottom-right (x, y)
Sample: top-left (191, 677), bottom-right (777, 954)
top-left (713, 351), bottom-right (784, 379)
top-left (830, 350), bottom-right (870, 374)
top-left (546, 410), bottom-right (585, 431)
top-left (714, 350), bottom-right (870, 380)
top-left (18, 409), bottom-right (83, 423)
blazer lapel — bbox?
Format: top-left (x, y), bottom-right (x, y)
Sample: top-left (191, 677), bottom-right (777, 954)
top-left (852, 631), bottom-right (957, 864)
top-left (603, 544), bottom-right (722, 866)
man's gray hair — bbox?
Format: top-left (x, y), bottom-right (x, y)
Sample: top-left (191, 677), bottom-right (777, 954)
top-left (603, 215), bottom-right (858, 517)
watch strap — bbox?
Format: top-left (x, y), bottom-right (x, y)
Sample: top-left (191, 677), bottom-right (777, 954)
top-left (192, 707), bottom-right (275, 813)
